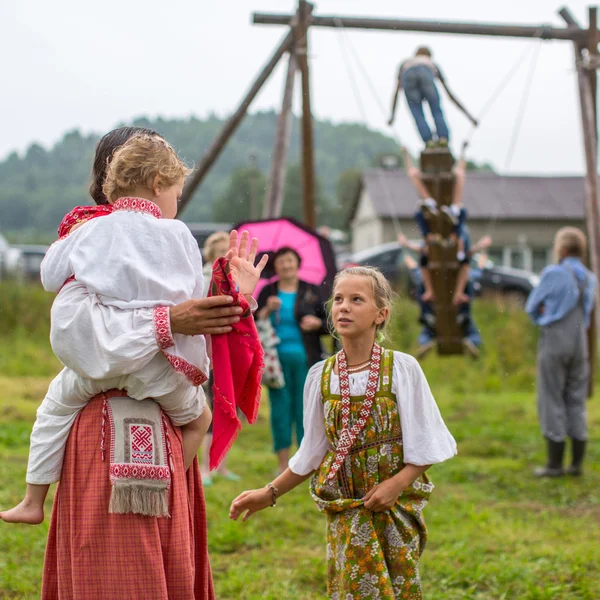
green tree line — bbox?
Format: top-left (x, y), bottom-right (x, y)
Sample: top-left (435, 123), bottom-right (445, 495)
top-left (0, 111), bottom-right (492, 239)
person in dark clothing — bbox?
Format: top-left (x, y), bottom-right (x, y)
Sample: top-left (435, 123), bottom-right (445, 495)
top-left (256, 247), bottom-right (328, 473)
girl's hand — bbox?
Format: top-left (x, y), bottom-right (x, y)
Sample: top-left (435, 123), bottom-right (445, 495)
top-left (362, 477), bottom-right (407, 513)
top-left (226, 230), bottom-right (269, 296)
top-left (229, 488), bottom-right (273, 522)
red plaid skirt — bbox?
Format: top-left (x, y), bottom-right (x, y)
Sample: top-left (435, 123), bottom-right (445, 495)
top-left (42, 395), bottom-right (215, 599)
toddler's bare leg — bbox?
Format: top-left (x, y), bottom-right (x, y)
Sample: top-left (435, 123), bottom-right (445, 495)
top-left (0, 483), bottom-right (49, 525)
top-left (182, 405), bottom-right (212, 470)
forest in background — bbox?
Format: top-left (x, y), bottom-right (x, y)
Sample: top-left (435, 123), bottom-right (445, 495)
top-left (0, 110), bottom-right (492, 241)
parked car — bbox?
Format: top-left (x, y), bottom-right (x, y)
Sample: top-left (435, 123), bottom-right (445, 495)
top-left (342, 243), bottom-right (539, 303)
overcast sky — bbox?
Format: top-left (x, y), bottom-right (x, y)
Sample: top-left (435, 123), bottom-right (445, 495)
top-left (1, 0), bottom-right (596, 174)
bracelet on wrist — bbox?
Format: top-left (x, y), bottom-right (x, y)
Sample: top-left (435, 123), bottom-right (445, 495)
top-left (266, 482), bottom-right (279, 507)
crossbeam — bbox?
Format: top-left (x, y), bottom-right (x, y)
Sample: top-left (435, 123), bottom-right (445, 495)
top-left (253, 12), bottom-right (588, 42)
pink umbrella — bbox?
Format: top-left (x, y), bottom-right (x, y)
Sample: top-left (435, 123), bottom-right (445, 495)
top-left (234, 217), bottom-right (337, 298)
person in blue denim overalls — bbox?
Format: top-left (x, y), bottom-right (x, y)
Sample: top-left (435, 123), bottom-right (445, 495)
top-left (388, 46), bottom-right (477, 147)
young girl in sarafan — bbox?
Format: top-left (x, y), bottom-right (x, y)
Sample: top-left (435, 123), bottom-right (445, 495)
top-left (1, 134), bottom-right (266, 525)
top-left (230, 266), bottom-right (457, 599)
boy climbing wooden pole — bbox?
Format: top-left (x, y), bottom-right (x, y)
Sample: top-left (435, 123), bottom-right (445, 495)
top-left (389, 46), bottom-right (478, 147)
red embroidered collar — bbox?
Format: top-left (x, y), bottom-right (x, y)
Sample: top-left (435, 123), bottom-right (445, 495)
top-left (112, 197), bottom-right (162, 219)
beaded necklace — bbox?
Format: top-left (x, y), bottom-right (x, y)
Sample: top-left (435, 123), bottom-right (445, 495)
top-left (326, 343), bottom-right (382, 481)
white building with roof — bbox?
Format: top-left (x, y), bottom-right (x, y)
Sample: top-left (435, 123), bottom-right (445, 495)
top-left (349, 169), bottom-right (586, 272)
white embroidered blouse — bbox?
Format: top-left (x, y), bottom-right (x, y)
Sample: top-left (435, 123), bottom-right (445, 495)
top-left (288, 351), bottom-right (457, 476)
top-left (42, 198), bottom-right (209, 387)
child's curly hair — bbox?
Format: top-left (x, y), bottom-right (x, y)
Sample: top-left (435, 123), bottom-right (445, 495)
top-left (102, 134), bottom-right (191, 202)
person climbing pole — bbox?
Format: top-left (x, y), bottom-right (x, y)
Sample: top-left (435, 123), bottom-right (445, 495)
top-left (388, 46), bottom-right (478, 147)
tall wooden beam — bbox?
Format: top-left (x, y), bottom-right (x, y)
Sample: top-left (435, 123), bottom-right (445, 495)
top-left (588, 7), bottom-right (599, 139)
top-left (560, 8), bottom-right (600, 397)
top-left (295, 1), bottom-right (317, 228)
top-left (254, 12), bottom-right (586, 42)
top-left (264, 50), bottom-right (297, 218)
top-left (588, 6), bottom-right (599, 396)
top-left (179, 29), bottom-right (294, 212)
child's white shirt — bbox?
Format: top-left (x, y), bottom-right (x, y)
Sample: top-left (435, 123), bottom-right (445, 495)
top-left (288, 351), bottom-right (457, 476)
top-left (27, 199), bottom-right (209, 485)
top-left (41, 198), bottom-right (210, 385)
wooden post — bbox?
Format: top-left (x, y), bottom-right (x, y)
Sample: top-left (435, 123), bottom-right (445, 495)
top-left (588, 7), bottom-right (599, 138)
top-left (561, 8), bottom-right (600, 396)
top-left (179, 29), bottom-right (294, 212)
top-left (295, 1), bottom-right (317, 229)
top-left (264, 50), bottom-right (297, 218)
top-left (588, 7), bottom-right (598, 396)
top-left (574, 45), bottom-right (600, 380)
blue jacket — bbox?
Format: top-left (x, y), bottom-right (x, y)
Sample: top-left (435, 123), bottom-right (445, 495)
top-left (525, 257), bottom-right (596, 328)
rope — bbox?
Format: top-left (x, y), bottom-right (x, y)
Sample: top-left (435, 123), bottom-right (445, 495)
top-left (333, 18), bottom-right (404, 236)
top-left (333, 18), bottom-right (407, 152)
top-left (484, 36), bottom-right (543, 242)
top-left (333, 18), bottom-right (544, 254)
top-left (462, 27), bottom-right (547, 154)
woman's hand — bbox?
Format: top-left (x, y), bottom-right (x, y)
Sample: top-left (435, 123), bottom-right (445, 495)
top-left (266, 296), bottom-right (282, 313)
top-left (300, 315), bottom-right (322, 332)
top-left (362, 477), bottom-right (407, 513)
top-left (226, 230), bottom-right (269, 296)
top-left (229, 488), bottom-right (273, 522)
top-left (169, 296), bottom-right (243, 336)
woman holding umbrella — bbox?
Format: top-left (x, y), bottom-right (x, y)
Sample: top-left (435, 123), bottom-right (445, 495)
top-left (257, 247), bottom-right (328, 474)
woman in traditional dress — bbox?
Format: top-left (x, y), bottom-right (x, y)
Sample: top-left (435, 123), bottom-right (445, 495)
top-left (231, 267), bottom-right (457, 599)
top-left (35, 127), bottom-right (259, 600)
top-left (256, 246), bottom-right (328, 473)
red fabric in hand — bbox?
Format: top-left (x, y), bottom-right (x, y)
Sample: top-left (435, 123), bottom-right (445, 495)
top-left (208, 257), bottom-right (264, 470)
top-left (58, 205), bottom-right (113, 238)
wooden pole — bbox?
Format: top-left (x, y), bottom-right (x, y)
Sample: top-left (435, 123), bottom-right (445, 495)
top-left (588, 7), bottom-right (599, 139)
top-left (264, 50), bottom-right (297, 218)
top-left (254, 12), bottom-right (585, 42)
top-left (179, 29), bottom-right (294, 212)
top-left (588, 7), bottom-right (598, 396)
top-left (575, 51), bottom-right (600, 396)
top-left (294, 1), bottom-right (317, 228)
top-left (560, 8), bottom-right (599, 396)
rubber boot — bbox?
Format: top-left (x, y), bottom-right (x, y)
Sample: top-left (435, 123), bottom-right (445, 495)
top-left (566, 438), bottom-right (586, 476)
top-left (533, 439), bottom-right (565, 477)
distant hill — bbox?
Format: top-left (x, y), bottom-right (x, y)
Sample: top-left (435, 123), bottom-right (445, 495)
top-left (0, 111), bottom-right (408, 237)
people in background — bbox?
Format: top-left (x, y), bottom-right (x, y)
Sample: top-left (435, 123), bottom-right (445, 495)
top-left (256, 247), bottom-right (327, 474)
top-left (200, 231), bottom-right (240, 486)
top-left (525, 227), bottom-right (597, 477)
top-left (404, 151), bottom-right (471, 306)
top-left (388, 46), bottom-right (477, 147)
top-left (401, 251), bottom-right (481, 359)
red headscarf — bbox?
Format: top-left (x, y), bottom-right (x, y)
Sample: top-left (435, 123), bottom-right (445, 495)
top-left (58, 205), bottom-right (113, 238)
top-left (207, 257), bottom-right (264, 469)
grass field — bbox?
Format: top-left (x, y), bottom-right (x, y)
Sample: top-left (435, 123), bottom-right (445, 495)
top-left (0, 284), bottom-right (599, 599)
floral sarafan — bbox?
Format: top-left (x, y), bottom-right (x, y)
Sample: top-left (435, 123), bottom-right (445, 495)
top-left (310, 349), bottom-right (434, 599)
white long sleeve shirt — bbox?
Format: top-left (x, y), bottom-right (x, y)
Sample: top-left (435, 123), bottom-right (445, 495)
top-left (289, 352), bottom-right (457, 476)
top-left (41, 197), bottom-right (209, 388)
